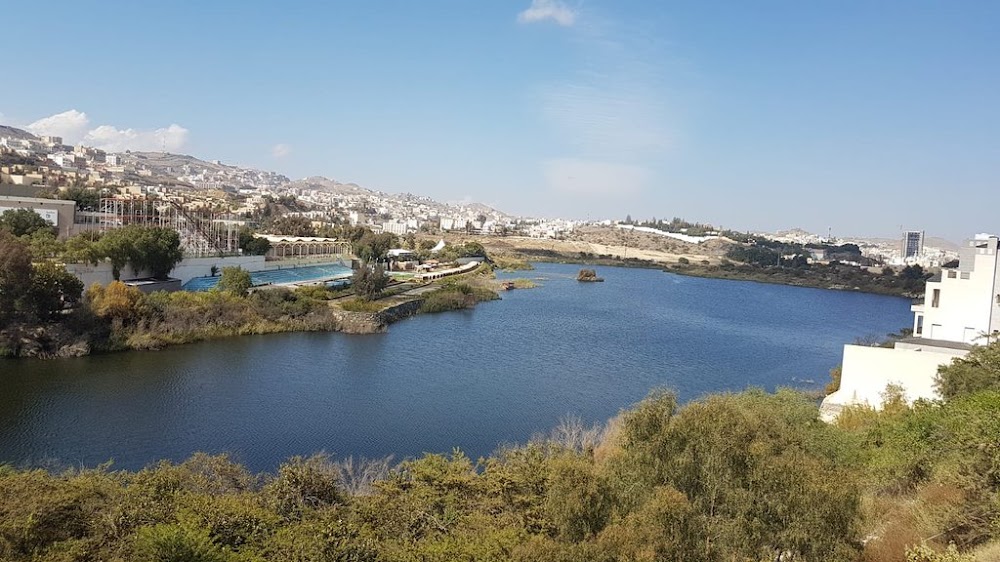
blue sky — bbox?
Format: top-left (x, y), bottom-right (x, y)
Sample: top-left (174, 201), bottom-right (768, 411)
top-left (2, 0), bottom-right (997, 241)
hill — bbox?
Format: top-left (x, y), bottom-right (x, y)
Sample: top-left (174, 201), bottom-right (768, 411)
top-left (0, 124), bottom-right (38, 141)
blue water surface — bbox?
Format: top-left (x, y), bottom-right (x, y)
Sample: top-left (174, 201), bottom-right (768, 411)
top-left (0, 263), bottom-right (912, 472)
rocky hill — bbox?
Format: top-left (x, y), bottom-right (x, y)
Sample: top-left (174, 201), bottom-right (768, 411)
top-left (0, 125), bottom-right (38, 141)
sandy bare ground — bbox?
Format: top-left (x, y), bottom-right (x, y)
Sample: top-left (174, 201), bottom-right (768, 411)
top-left (437, 226), bottom-right (733, 266)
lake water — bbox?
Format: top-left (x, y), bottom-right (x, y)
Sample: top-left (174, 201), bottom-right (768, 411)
top-left (0, 263), bottom-right (912, 472)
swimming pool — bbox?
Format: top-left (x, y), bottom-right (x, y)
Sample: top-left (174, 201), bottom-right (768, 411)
top-left (182, 263), bottom-right (354, 291)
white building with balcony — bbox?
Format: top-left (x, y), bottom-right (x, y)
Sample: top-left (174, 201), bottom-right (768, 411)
top-left (820, 233), bottom-right (1000, 421)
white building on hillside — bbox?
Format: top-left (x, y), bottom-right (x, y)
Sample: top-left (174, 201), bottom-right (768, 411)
top-left (912, 234), bottom-right (1000, 344)
top-left (820, 233), bottom-right (1000, 421)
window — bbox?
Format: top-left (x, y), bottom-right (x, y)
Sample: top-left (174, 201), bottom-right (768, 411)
top-left (915, 315), bottom-right (923, 335)
top-left (961, 272), bottom-right (970, 280)
top-left (948, 270), bottom-right (957, 279)
top-left (932, 288), bottom-right (940, 308)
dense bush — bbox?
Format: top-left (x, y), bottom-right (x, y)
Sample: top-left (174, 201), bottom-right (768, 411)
top-left (5, 372), bottom-right (1000, 561)
top-left (934, 342), bottom-right (1000, 400)
top-left (215, 266), bottom-right (252, 297)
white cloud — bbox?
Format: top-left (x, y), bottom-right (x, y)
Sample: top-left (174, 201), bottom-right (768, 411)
top-left (543, 158), bottom-right (649, 196)
top-left (26, 109), bottom-right (90, 142)
top-left (518, 0), bottom-right (576, 26)
top-left (23, 109), bottom-right (190, 152)
top-left (271, 143), bottom-right (292, 158)
top-left (83, 123), bottom-right (189, 153)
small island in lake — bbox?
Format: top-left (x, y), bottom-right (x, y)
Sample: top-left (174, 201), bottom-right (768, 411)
top-left (577, 268), bottom-right (604, 282)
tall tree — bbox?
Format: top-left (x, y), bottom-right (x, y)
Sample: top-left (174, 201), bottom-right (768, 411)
top-left (96, 225), bottom-right (184, 279)
top-left (352, 263), bottom-right (389, 301)
top-left (0, 232), bottom-right (33, 325)
top-left (27, 262), bottom-right (84, 320)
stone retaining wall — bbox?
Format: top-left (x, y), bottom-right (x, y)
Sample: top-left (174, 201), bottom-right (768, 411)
top-left (333, 298), bottom-right (425, 334)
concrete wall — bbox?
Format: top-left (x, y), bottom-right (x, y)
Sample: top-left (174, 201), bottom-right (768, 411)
top-left (820, 344), bottom-right (967, 421)
top-left (67, 255), bottom-right (268, 287)
top-left (169, 256), bottom-right (267, 284)
top-left (66, 262), bottom-right (117, 288)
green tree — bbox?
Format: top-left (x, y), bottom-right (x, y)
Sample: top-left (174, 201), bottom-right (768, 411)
top-left (0, 208), bottom-right (54, 237)
top-left (134, 226), bottom-right (184, 278)
top-left (96, 225), bottom-right (184, 279)
top-left (268, 215), bottom-right (316, 237)
top-left (26, 229), bottom-right (64, 261)
top-left (352, 263), bottom-right (389, 301)
top-left (0, 231), bottom-right (33, 325)
top-left (237, 227), bottom-right (272, 255)
top-left (216, 267), bottom-right (252, 297)
top-left (934, 340), bottom-right (1000, 401)
top-left (95, 227), bottom-right (134, 280)
top-left (353, 232), bottom-right (398, 263)
top-left (62, 231), bottom-right (103, 265)
top-left (56, 186), bottom-right (101, 211)
top-left (27, 262), bottom-right (84, 320)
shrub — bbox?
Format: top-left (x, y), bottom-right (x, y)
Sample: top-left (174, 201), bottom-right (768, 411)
top-left (265, 455), bottom-right (345, 518)
top-left (934, 341), bottom-right (1000, 401)
top-left (131, 524), bottom-right (228, 562)
top-left (216, 266), bottom-right (252, 297)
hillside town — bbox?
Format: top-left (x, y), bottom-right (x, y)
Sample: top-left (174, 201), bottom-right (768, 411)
top-left (0, 125), bottom-right (578, 243)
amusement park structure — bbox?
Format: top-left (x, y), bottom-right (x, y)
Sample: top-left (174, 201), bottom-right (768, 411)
top-left (96, 197), bottom-right (242, 257)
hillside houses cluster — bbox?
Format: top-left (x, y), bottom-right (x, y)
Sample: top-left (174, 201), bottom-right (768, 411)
top-left (1, 127), bottom-right (576, 239)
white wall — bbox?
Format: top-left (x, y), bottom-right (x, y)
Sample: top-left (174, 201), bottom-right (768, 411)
top-left (66, 262), bottom-right (117, 288)
top-left (169, 256), bottom-right (266, 284)
top-left (820, 344), bottom-right (967, 421)
top-left (67, 255), bottom-right (268, 287)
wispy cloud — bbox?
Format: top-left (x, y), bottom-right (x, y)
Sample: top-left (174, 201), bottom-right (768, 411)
top-left (543, 158), bottom-right (649, 196)
top-left (526, 9), bottom-right (676, 197)
top-left (271, 143), bottom-right (292, 158)
top-left (23, 109), bottom-right (189, 152)
top-left (26, 109), bottom-right (90, 140)
top-left (518, 0), bottom-right (576, 27)
top-left (540, 80), bottom-right (671, 156)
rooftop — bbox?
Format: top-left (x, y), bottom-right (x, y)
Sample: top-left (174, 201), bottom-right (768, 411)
top-left (897, 337), bottom-right (974, 352)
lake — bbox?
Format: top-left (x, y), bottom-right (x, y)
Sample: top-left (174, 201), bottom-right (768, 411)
top-left (0, 263), bottom-right (912, 472)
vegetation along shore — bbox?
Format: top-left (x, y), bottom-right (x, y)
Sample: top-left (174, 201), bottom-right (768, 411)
top-left (0, 220), bottom-right (507, 359)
